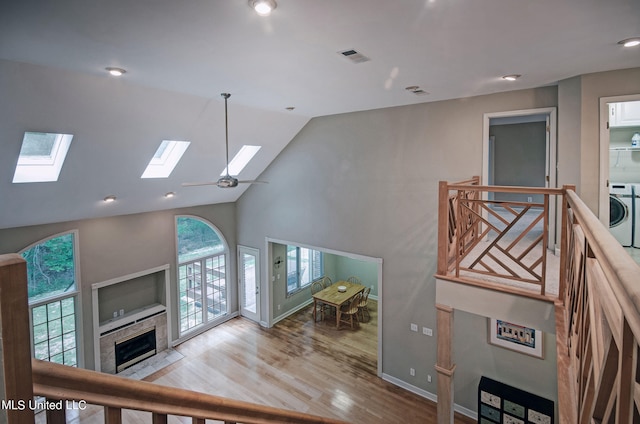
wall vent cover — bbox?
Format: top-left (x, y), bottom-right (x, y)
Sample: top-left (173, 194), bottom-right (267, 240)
top-left (338, 49), bottom-right (370, 64)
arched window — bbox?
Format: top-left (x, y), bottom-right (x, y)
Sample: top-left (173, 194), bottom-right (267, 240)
top-left (20, 231), bottom-right (80, 366)
top-left (176, 216), bottom-right (228, 336)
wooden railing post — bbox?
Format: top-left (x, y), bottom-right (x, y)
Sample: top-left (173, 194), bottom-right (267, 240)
top-left (437, 181), bottom-right (450, 275)
top-left (0, 254), bottom-right (35, 424)
top-left (435, 304), bottom-right (455, 424)
top-left (558, 185), bottom-right (575, 303)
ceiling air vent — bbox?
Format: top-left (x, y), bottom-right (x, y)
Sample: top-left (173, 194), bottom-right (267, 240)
top-left (338, 49), bottom-right (370, 64)
top-left (405, 85), bottom-right (430, 96)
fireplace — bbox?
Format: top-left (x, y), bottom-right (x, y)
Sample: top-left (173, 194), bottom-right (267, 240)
top-left (115, 327), bottom-right (157, 373)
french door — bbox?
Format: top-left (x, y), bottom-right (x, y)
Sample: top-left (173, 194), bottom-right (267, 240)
top-left (238, 246), bottom-right (260, 323)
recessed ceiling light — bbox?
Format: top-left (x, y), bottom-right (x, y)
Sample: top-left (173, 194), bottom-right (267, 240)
top-left (249, 0), bottom-right (276, 16)
top-left (105, 67), bottom-right (126, 77)
top-left (164, 192), bottom-right (175, 198)
top-left (618, 37), bottom-right (640, 47)
top-left (103, 195), bottom-right (117, 203)
top-left (502, 74), bottom-right (521, 81)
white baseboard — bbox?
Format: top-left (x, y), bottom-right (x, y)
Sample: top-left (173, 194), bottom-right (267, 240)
top-left (381, 373), bottom-right (477, 421)
top-left (271, 299), bottom-right (313, 325)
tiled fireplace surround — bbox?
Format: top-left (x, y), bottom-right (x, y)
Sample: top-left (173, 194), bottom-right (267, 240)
top-left (92, 264), bottom-right (171, 374)
top-left (99, 312), bottom-right (168, 374)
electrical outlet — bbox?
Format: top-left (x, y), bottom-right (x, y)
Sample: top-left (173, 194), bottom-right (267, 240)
top-left (422, 327), bottom-right (433, 336)
top-left (410, 323), bottom-right (418, 332)
top-left (410, 368), bottom-right (416, 376)
top-left (113, 311), bottom-right (118, 318)
top-left (527, 196), bottom-right (533, 202)
top-left (427, 374), bottom-right (432, 383)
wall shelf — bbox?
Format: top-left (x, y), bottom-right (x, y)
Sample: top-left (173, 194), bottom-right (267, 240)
top-left (98, 303), bottom-right (166, 335)
top-left (91, 264), bottom-right (172, 372)
top-left (610, 146), bottom-right (640, 151)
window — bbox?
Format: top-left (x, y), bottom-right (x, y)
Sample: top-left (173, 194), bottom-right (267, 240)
top-left (286, 246), bottom-right (323, 295)
top-left (141, 140), bottom-right (190, 178)
top-left (13, 132), bottom-right (73, 183)
top-left (220, 145), bottom-right (261, 176)
top-left (20, 232), bottom-right (80, 367)
top-left (176, 216), bottom-right (228, 336)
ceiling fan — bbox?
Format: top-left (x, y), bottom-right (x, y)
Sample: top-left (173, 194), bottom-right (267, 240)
top-left (182, 92), bottom-right (267, 189)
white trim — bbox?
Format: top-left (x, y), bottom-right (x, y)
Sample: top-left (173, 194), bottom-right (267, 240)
top-left (382, 373), bottom-right (477, 420)
top-left (598, 93), bottom-right (640, 226)
top-left (265, 236), bottom-right (383, 377)
top-left (171, 312), bottom-right (239, 347)
top-left (271, 299), bottom-right (313, 324)
top-left (174, 215), bottom-right (231, 340)
top-left (19, 229), bottom-right (84, 368)
top-left (482, 107), bottom-right (558, 249)
top-left (238, 245), bottom-right (261, 323)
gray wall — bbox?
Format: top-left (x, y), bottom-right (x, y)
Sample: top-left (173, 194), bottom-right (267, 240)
top-left (236, 85), bottom-right (558, 412)
top-left (557, 67), bottom-right (640, 213)
top-left (490, 121), bottom-right (547, 203)
top-left (0, 203), bottom-right (236, 370)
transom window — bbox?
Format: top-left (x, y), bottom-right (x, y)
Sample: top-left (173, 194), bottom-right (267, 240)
top-left (286, 246), bottom-right (323, 295)
top-left (176, 216), bottom-right (229, 336)
top-left (20, 232), bottom-right (80, 367)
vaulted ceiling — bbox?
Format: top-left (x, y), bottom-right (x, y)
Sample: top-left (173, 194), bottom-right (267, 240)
top-left (1, 0), bottom-right (639, 229)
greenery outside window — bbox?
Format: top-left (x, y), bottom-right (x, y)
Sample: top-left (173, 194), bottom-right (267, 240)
top-left (286, 246), bottom-right (323, 295)
top-left (176, 216), bottom-right (228, 336)
top-left (21, 231), bottom-right (80, 367)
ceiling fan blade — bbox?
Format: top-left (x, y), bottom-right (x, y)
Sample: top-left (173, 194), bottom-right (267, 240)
top-left (237, 180), bottom-right (268, 184)
top-left (182, 181), bottom-right (220, 187)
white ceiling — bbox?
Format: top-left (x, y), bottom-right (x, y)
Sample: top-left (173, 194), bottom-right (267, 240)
top-left (1, 0), bottom-right (639, 229)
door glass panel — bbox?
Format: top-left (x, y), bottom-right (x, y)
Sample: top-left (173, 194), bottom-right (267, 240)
top-left (243, 253), bottom-right (257, 314)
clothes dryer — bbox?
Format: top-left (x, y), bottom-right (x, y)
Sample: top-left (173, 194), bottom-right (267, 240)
top-left (609, 183), bottom-right (633, 247)
top-left (633, 184), bottom-right (640, 248)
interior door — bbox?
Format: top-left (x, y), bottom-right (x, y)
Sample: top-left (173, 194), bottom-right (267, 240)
top-left (238, 245), bottom-right (260, 322)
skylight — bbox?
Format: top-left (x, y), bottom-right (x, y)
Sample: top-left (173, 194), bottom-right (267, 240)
top-left (220, 145), bottom-right (261, 176)
top-left (141, 140), bottom-right (190, 178)
top-left (12, 132), bottom-right (73, 183)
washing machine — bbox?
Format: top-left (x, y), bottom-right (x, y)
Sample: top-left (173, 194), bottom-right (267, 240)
top-left (609, 183), bottom-right (633, 247)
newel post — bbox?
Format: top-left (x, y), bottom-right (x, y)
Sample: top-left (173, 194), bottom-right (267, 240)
top-left (435, 304), bottom-right (455, 424)
top-left (437, 181), bottom-right (450, 276)
top-left (558, 185), bottom-right (576, 303)
top-left (0, 254), bottom-right (35, 423)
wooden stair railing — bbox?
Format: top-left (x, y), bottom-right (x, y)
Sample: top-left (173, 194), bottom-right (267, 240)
top-left (561, 189), bottom-right (640, 423)
top-left (0, 254), bottom-right (348, 424)
top-left (31, 359), bottom-right (348, 424)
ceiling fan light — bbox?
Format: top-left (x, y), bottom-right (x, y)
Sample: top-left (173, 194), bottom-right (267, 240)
top-left (103, 195), bottom-right (116, 203)
top-left (250, 0), bottom-right (276, 16)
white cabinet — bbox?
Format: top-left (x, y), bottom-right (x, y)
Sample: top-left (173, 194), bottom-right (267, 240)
top-left (609, 101), bottom-right (640, 127)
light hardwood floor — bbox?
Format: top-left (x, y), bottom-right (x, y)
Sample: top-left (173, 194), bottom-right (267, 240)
top-left (42, 300), bottom-right (474, 423)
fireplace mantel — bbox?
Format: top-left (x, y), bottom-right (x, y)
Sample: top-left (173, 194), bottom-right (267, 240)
top-left (91, 264), bottom-right (172, 372)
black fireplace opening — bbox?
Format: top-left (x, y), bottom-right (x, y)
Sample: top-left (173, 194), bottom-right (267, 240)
top-left (115, 327), bottom-right (157, 373)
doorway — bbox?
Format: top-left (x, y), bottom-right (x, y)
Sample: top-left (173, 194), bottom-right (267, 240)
top-left (238, 245), bottom-right (260, 323)
top-left (265, 237), bottom-right (383, 377)
top-left (482, 107), bottom-right (558, 250)
top-left (598, 94), bottom-right (640, 227)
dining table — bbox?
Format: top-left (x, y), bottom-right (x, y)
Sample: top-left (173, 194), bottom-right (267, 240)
top-left (312, 281), bottom-right (366, 328)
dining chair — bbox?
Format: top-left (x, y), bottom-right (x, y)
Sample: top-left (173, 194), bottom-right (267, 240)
top-left (319, 276), bottom-right (336, 317)
top-left (358, 286), bottom-right (371, 322)
top-left (311, 280), bottom-right (327, 321)
top-left (346, 276), bottom-right (362, 285)
top-left (320, 276), bottom-right (333, 288)
top-left (338, 292), bottom-right (362, 330)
